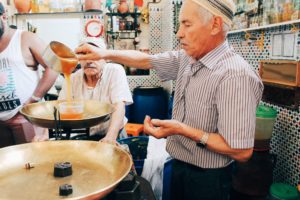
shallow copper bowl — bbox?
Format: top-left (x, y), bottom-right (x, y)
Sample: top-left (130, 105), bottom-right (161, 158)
top-left (0, 140), bottom-right (132, 200)
top-left (20, 100), bottom-right (114, 129)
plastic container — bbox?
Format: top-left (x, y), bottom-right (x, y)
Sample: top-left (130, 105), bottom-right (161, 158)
top-left (254, 105), bottom-right (277, 149)
top-left (131, 87), bottom-right (169, 124)
top-left (118, 136), bottom-right (149, 176)
top-left (268, 183), bottom-right (299, 200)
top-left (59, 101), bottom-right (84, 119)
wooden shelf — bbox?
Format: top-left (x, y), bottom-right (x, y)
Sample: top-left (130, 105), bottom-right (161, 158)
top-left (106, 12), bottom-right (141, 17)
top-left (107, 30), bottom-right (141, 34)
top-left (229, 19), bottom-right (300, 34)
top-left (15, 10), bottom-right (102, 16)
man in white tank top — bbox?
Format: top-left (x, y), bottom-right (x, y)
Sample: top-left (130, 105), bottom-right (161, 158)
top-left (0, 3), bottom-right (58, 147)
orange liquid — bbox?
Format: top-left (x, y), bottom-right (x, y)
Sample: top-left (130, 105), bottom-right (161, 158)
top-left (60, 112), bottom-right (83, 120)
top-left (61, 57), bottom-right (78, 74)
top-left (64, 73), bottom-right (71, 101)
top-left (60, 58), bottom-right (78, 102)
top-left (60, 58), bottom-right (82, 120)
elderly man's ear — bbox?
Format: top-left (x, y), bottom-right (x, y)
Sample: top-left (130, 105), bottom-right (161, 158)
top-left (211, 16), bottom-right (223, 36)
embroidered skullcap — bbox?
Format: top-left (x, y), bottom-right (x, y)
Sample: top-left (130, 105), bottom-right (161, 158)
top-left (191, 0), bottom-right (236, 26)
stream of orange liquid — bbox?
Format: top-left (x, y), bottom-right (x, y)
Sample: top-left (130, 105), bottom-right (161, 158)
top-left (60, 57), bottom-right (78, 101)
top-left (59, 57), bottom-right (83, 119)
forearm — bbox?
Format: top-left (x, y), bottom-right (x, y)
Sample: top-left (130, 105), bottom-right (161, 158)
top-left (106, 102), bottom-right (126, 140)
top-left (32, 68), bottom-right (58, 99)
top-left (180, 123), bottom-right (253, 162)
top-left (104, 50), bottom-right (152, 69)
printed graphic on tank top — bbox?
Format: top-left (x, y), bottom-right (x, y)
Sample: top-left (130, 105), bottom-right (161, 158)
top-left (0, 58), bottom-right (21, 111)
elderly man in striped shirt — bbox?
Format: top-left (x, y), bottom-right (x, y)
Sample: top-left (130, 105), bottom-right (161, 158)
top-left (76, 0), bottom-right (264, 199)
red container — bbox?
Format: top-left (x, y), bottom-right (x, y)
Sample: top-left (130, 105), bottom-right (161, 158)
top-left (84, 0), bottom-right (101, 11)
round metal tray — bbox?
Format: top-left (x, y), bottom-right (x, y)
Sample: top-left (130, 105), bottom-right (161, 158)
top-left (0, 141), bottom-right (132, 200)
top-left (20, 100), bottom-right (114, 129)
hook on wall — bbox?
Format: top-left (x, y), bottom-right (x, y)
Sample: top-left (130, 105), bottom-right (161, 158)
top-left (291, 24), bottom-right (300, 33)
top-left (244, 31), bottom-right (264, 51)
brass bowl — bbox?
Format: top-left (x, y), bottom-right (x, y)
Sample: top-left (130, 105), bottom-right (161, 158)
top-left (0, 141), bottom-right (132, 200)
top-left (20, 100), bottom-right (114, 129)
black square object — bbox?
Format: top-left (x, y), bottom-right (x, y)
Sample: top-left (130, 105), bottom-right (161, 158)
top-left (54, 162), bottom-right (72, 177)
top-left (59, 184), bottom-right (73, 196)
top-left (262, 83), bottom-right (300, 110)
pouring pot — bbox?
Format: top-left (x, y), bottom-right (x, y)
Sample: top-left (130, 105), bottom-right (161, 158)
top-left (42, 41), bottom-right (78, 74)
top-left (0, 140), bottom-right (132, 200)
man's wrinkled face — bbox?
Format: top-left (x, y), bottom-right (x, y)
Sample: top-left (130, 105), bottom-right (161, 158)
top-left (80, 60), bottom-right (102, 77)
top-left (176, 1), bottom-right (213, 60)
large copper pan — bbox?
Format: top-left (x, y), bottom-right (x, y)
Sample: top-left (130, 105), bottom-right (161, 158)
top-left (20, 100), bottom-right (114, 129)
top-left (0, 141), bottom-right (132, 200)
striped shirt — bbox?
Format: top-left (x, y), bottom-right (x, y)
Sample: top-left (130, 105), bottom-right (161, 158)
top-left (150, 41), bottom-right (263, 168)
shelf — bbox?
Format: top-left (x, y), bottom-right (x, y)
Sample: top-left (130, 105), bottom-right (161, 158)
top-left (106, 12), bottom-right (141, 17)
top-left (228, 19), bottom-right (300, 34)
top-left (15, 10), bottom-right (103, 16)
top-left (107, 30), bottom-right (141, 34)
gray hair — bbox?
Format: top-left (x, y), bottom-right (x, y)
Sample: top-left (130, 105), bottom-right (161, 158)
top-left (197, 5), bottom-right (229, 36)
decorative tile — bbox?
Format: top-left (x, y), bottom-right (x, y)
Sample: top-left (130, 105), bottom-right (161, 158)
top-left (229, 24), bottom-right (300, 187)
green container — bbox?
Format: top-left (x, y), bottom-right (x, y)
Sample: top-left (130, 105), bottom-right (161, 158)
top-left (269, 183), bottom-right (299, 200)
top-left (254, 105), bottom-right (278, 149)
top-left (255, 105), bottom-right (277, 140)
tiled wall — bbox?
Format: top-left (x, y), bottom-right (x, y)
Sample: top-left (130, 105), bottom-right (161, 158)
top-left (228, 25), bottom-right (300, 187)
top-left (140, 0), bottom-right (299, 187)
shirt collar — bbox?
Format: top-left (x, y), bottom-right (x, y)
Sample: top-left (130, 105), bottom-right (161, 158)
top-left (189, 41), bottom-right (230, 70)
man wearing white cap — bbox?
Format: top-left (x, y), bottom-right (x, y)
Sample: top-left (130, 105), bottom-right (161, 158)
top-left (75, 0), bottom-right (263, 199)
top-left (59, 37), bottom-right (133, 144)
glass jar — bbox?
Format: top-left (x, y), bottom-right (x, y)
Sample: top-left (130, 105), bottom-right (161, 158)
top-left (49, 0), bottom-right (62, 12)
top-left (282, 0), bottom-right (294, 21)
top-left (119, 19), bottom-right (126, 31)
top-left (63, 0), bottom-right (77, 12)
top-left (38, 0), bottom-right (50, 13)
top-left (291, 0), bottom-right (300, 20)
top-left (31, 0), bottom-right (39, 13)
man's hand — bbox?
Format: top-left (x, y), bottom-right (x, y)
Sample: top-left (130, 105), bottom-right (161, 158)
top-left (143, 115), bottom-right (182, 139)
top-left (75, 43), bottom-right (103, 61)
top-left (99, 135), bottom-right (118, 145)
top-left (24, 97), bottom-right (39, 105)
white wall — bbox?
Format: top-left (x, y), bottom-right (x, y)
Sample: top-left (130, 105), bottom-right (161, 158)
top-left (14, 14), bottom-right (84, 50)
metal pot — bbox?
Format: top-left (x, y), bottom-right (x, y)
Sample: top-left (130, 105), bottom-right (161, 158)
top-left (42, 41), bottom-right (78, 74)
top-left (85, 0), bottom-right (101, 11)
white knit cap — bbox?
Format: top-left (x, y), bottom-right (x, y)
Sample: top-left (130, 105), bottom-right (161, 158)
top-left (191, 0), bottom-right (236, 26)
top-left (81, 37), bottom-right (107, 49)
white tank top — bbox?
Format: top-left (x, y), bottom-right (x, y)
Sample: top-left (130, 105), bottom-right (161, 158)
top-left (0, 30), bottom-right (39, 121)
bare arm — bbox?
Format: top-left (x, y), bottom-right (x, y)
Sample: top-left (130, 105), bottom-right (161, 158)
top-left (22, 31), bottom-right (58, 103)
top-left (75, 44), bottom-right (152, 69)
top-left (144, 116), bottom-right (253, 162)
top-left (100, 101), bottom-right (126, 144)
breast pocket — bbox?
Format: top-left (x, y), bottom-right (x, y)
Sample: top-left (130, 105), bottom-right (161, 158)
top-left (185, 87), bottom-right (217, 131)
